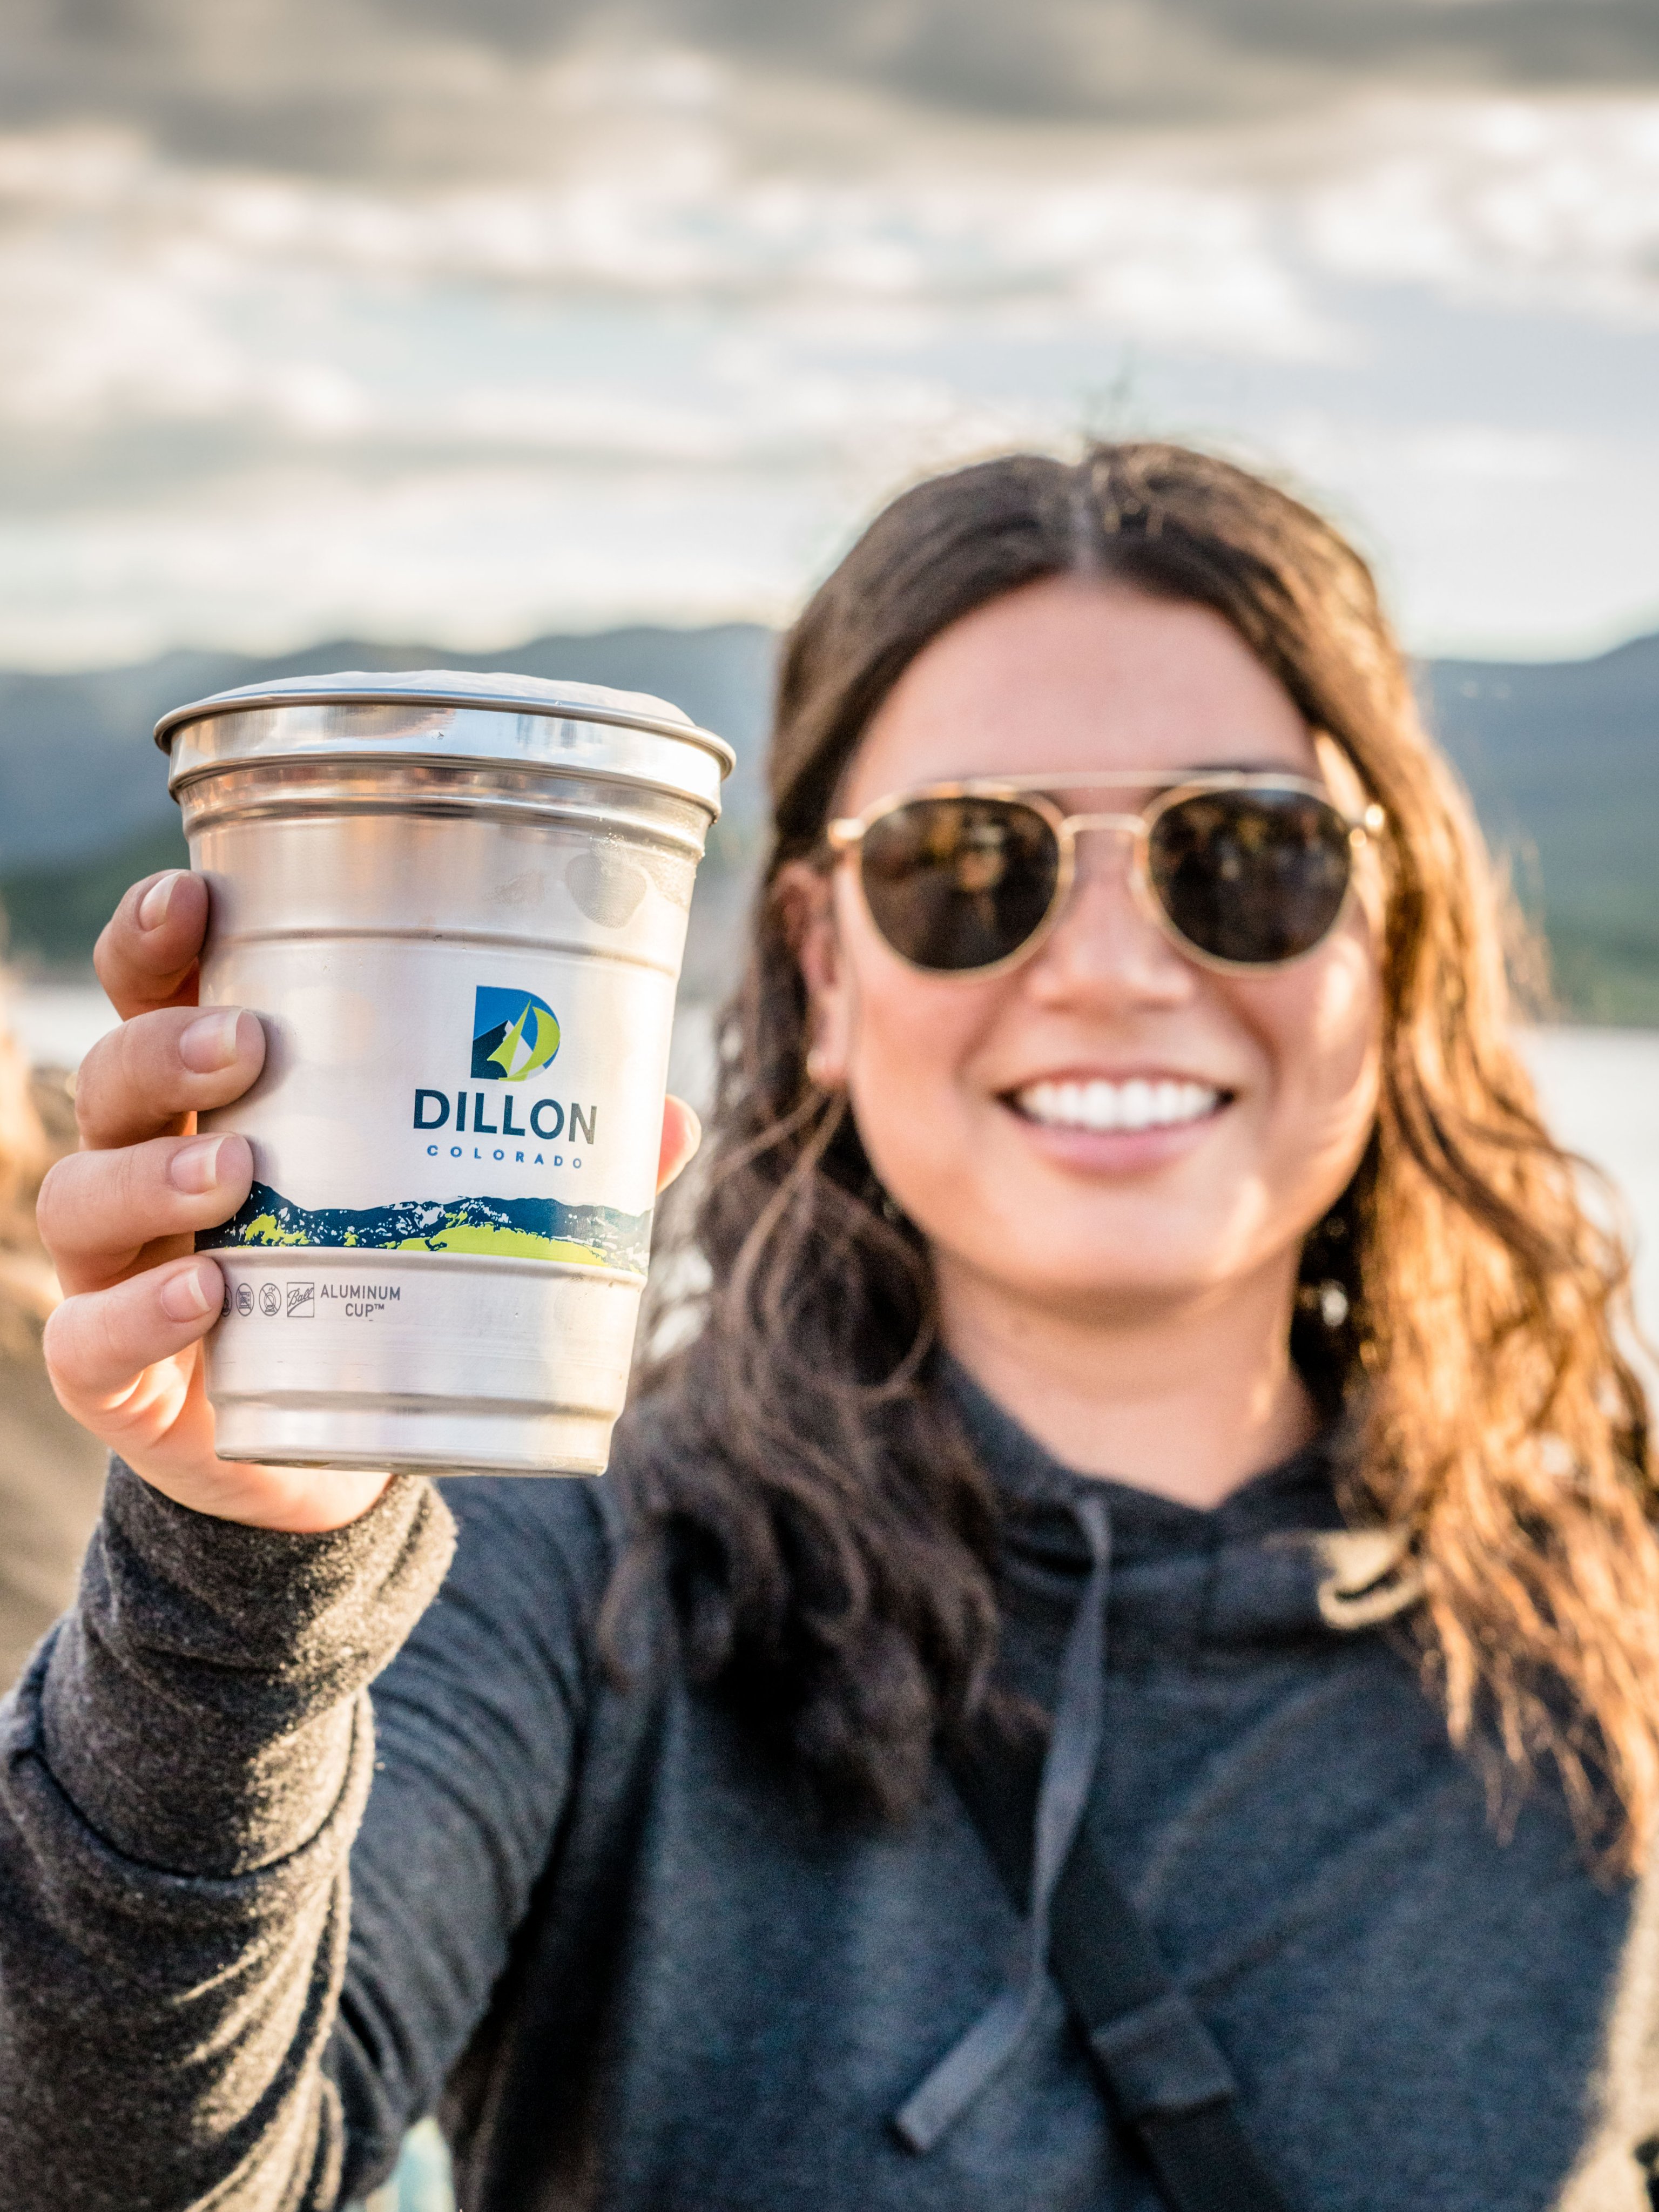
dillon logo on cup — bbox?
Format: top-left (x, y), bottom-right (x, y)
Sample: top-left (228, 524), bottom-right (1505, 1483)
top-left (471, 986), bottom-right (559, 1082)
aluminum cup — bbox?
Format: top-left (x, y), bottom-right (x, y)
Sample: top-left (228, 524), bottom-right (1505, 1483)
top-left (155, 670), bottom-right (732, 1476)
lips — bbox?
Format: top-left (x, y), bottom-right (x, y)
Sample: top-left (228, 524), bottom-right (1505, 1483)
top-left (1010, 1076), bottom-right (1226, 1133)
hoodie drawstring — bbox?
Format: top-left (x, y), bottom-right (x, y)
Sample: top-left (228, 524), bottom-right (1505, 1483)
top-left (894, 1492), bottom-right (1112, 2154)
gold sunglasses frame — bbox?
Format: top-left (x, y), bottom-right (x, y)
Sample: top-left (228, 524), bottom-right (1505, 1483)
top-left (825, 770), bottom-right (1387, 979)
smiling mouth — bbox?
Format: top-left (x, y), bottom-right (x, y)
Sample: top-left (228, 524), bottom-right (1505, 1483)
top-left (1010, 1077), bottom-right (1229, 1133)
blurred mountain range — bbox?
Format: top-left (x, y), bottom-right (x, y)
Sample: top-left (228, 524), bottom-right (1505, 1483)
top-left (1425, 633), bottom-right (1659, 1024)
top-left (0, 626), bottom-right (775, 1005)
top-left (1, 622), bottom-right (1654, 1021)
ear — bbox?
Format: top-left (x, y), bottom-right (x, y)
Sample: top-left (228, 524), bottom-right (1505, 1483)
top-left (775, 859), bottom-right (855, 1089)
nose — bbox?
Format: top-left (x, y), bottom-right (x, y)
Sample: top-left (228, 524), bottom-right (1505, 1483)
top-left (1024, 825), bottom-right (1195, 1008)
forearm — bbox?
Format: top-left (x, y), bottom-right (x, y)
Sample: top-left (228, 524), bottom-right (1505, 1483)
top-left (0, 1460), bottom-right (454, 2211)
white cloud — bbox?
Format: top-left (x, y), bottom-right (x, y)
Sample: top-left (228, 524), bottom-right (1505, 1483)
top-left (1303, 97), bottom-right (1659, 323)
top-left (0, 114), bottom-right (1342, 449)
top-left (0, 461), bottom-right (830, 667)
top-left (1397, 426), bottom-right (1579, 485)
top-left (1268, 410), bottom-right (1659, 657)
top-left (0, 79), bottom-right (1657, 663)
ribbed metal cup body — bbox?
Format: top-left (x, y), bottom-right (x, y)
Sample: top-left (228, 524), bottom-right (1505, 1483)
top-left (159, 675), bottom-right (730, 1476)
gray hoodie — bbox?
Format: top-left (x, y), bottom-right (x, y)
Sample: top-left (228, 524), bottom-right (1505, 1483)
top-left (3, 1380), bottom-right (1658, 2211)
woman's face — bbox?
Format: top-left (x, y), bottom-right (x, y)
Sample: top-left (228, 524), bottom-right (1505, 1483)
top-left (791, 576), bottom-right (1384, 1327)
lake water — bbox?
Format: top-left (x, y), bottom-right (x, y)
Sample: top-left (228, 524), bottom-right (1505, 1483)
top-left (10, 982), bottom-right (1656, 1350)
top-left (1522, 1028), bottom-right (1659, 1352)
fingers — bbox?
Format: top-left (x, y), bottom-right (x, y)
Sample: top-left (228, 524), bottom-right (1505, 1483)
top-left (75, 1004), bottom-right (266, 1149)
top-left (39, 1132), bottom-right (253, 1296)
top-left (44, 1256), bottom-right (223, 1418)
top-left (95, 869), bottom-right (209, 1019)
top-left (657, 1095), bottom-right (702, 1192)
top-left (43, 1260), bottom-right (397, 1537)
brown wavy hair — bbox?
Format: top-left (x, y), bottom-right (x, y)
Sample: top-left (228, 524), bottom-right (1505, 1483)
top-left (621, 443), bottom-right (1656, 1865)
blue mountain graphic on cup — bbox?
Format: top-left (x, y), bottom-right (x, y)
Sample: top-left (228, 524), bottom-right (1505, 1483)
top-left (471, 987), bottom-right (561, 1082)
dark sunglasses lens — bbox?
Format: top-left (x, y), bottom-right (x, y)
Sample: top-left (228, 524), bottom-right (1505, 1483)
top-left (858, 798), bottom-right (1061, 972)
top-left (1148, 788), bottom-right (1353, 965)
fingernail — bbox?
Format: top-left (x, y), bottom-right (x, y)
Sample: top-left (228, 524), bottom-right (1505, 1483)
top-left (168, 1135), bottom-right (226, 1194)
top-left (139, 872), bottom-right (183, 930)
top-left (180, 1008), bottom-right (245, 1073)
top-left (159, 1264), bottom-right (215, 1322)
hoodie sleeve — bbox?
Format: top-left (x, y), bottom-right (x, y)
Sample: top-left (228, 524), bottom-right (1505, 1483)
top-left (326, 1473), bottom-right (620, 2201)
top-left (0, 1460), bottom-right (457, 2211)
top-left (0, 1449), bottom-right (622, 2212)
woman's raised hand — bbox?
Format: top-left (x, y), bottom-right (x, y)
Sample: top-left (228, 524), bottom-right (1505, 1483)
top-left (38, 871), bottom-right (702, 1535)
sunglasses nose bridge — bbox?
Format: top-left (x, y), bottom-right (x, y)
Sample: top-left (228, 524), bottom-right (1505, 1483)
top-left (1036, 815), bottom-right (1196, 995)
top-left (1060, 813), bottom-right (1145, 888)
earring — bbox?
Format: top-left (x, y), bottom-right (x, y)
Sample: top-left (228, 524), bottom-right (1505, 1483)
top-left (1297, 1279), bottom-right (1351, 1330)
top-left (804, 1045), bottom-right (833, 1088)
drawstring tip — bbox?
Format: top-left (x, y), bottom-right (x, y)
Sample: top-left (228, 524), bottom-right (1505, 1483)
top-left (891, 1986), bottom-right (1032, 2155)
top-left (891, 2102), bottom-right (938, 2156)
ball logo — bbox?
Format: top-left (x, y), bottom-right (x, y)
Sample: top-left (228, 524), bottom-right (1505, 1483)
top-left (471, 986), bottom-right (561, 1083)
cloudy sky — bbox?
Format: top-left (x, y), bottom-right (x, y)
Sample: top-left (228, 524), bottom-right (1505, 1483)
top-left (3, 0), bottom-right (1659, 667)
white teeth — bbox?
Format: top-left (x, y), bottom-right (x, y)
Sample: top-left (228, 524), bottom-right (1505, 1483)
top-left (1084, 1080), bottom-right (1118, 1130)
top-left (1015, 1077), bottom-right (1223, 1132)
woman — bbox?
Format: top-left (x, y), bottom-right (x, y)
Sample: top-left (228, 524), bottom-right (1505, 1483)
top-left (4, 444), bottom-right (1655, 2212)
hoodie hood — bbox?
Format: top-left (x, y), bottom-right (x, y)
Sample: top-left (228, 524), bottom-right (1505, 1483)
top-left (947, 1363), bottom-right (1412, 1669)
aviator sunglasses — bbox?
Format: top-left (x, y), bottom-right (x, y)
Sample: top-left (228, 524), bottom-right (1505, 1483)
top-left (825, 771), bottom-right (1387, 977)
